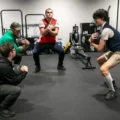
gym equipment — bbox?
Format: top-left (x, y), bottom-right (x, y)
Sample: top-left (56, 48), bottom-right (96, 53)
top-left (0, 9), bottom-right (24, 36)
top-left (64, 33), bottom-right (72, 52)
top-left (69, 24), bottom-right (96, 69)
top-left (25, 14), bottom-right (45, 38)
top-left (13, 64), bottom-right (22, 75)
top-left (107, 5), bottom-right (111, 24)
top-left (116, 0), bottom-right (119, 30)
top-left (81, 34), bottom-right (91, 52)
top-left (80, 23), bottom-right (97, 52)
top-left (64, 24), bottom-right (79, 52)
top-left (72, 47), bottom-right (96, 69)
top-left (73, 25), bottom-right (79, 42)
top-left (24, 14), bottom-right (45, 55)
top-left (25, 14), bottom-right (45, 49)
top-left (64, 42), bottom-right (71, 52)
top-left (80, 23), bottom-right (96, 35)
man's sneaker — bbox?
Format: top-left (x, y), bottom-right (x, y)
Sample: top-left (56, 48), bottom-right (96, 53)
top-left (34, 66), bottom-right (41, 73)
top-left (105, 90), bottom-right (117, 100)
top-left (0, 108), bottom-right (15, 117)
top-left (113, 81), bottom-right (116, 88)
top-left (100, 80), bottom-right (116, 88)
top-left (57, 65), bottom-right (66, 70)
top-left (26, 50), bottom-right (33, 56)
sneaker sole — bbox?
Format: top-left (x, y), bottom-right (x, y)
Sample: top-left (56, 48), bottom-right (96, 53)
top-left (0, 113), bottom-right (15, 118)
top-left (105, 95), bottom-right (117, 101)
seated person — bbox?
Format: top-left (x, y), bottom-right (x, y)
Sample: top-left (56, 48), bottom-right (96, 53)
top-left (0, 43), bottom-right (28, 117)
top-left (0, 22), bottom-right (30, 65)
top-left (33, 8), bottom-right (66, 73)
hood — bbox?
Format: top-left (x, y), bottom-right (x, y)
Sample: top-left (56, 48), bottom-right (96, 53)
top-left (0, 54), bottom-right (9, 63)
top-left (6, 29), bottom-right (18, 39)
top-left (6, 29), bottom-right (13, 35)
top-left (5, 30), bottom-right (17, 40)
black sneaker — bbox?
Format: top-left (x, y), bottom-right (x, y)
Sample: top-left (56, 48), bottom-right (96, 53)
top-left (34, 66), bottom-right (41, 73)
top-left (105, 90), bottom-right (117, 100)
top-left (100, 80), bottom-right (116, 88)
top-left (0, 108), bottom-right (15, 117)
top-left (57, 65), bottom-right (66, 70)
top-left (113, 81), bottom-right (117, 88)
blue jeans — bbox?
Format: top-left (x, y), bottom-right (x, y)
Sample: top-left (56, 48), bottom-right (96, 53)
top-left (33, 42), bottom-right (65, 67)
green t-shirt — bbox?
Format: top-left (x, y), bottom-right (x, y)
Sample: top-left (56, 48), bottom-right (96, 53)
top-left (0, 30), bottom-right (20, 53)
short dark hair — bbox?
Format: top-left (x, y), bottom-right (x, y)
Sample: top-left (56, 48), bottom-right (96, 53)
top-left (93, 9), bottom-right (108, 21)
top-left (0, 42), bottom-right (14, 58)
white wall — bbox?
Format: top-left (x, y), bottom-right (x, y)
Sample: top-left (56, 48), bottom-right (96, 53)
top-left (0, 0), bottom-right (118, 45)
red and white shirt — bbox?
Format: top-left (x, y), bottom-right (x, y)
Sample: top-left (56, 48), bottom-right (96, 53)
top-left (39, 18), bottom-right (59, 43)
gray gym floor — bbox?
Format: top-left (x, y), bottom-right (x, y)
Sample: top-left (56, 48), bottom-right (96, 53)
top-left (0, 53), bottom-right (120, 120)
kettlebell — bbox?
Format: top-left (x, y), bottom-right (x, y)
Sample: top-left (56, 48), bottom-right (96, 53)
top-left (13, 64), bottom-right (22, 75)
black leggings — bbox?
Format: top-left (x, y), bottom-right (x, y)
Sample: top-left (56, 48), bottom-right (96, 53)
top-left (33, 43), bottom-right (65, 67)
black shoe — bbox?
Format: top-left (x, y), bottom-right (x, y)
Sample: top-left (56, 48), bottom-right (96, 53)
top-left (0, 108), bottom-right (15, 117)
top-left (105, 90), bottom-right (117, 100)
top-left (100, 80), bottom-right (116, 88)
top-left (113, 81), bottom-right (117, 88)
top-left (34, 66), bottom-right (41, 73)
top-left (57, 65), bottom-right (66, 70)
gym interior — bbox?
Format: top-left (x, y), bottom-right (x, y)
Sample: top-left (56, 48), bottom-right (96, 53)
top-left (0, 0), bottom-right (120, 120)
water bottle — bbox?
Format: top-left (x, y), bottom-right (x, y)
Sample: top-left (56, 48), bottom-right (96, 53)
top-left (90, 44), bottom-right (94, 51)
top-left (58, 41), bottom-right (62, 46)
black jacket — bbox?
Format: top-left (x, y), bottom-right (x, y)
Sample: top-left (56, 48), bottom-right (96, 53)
top-left (0, 55), bottom-right (27, 85)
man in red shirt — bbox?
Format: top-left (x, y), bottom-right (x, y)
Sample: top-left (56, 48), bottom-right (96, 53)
top-left (33, 8), bottom-right (66, 73)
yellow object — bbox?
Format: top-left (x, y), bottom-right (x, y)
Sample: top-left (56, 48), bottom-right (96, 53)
top-left (64, 42), bottom-right (71, 51)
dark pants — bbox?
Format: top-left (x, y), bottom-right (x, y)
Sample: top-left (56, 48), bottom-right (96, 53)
top-left (0, 85), bottom-right (21, 109)
top-left (33, 43), bottom-right (65, 67)
top-left (13, 54), bottom-right (22, 65)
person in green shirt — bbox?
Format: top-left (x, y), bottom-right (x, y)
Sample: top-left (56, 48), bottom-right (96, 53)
top-left (0, 22), bottom-right (30, 64)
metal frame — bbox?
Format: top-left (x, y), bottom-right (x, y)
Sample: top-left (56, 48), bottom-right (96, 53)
top-left (107, 5), bottom-right (111, 24)
top-left (25, 14), bottom-right (45, 38)
top-left (0, 9), bottom-right (24, 36)
top-left (116, 0), bottom-right (119, 30)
